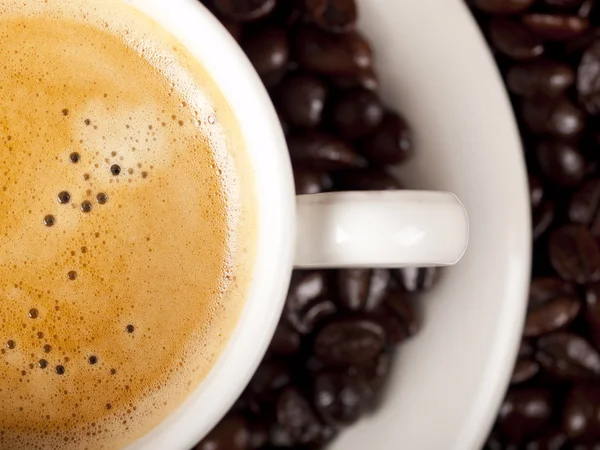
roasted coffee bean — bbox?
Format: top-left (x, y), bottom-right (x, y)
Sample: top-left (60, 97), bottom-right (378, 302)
top-left (523, 428), bottom-right (569, 450)
top-left (331, 68), bottom-right (379, 92)
top-left (313, 369), bottom-right (371, 425)
top-left (542, 0), bottom-right (584, 9)
top-left (511, 358), bottom-right (540, 384)
top-left (524, 278), bottom-right (580, 337)
top-left (194, 413), bottom-right (249, 450)
top-left (249, 360), bottom-right (292, 402)
top-left (294, 169), bottom-right (333, 195)
top-left (313, 317), bottom-right (386, 366)
top-left (269, 321), bottom-right (302, 356)
top-left (248, 421), bottom-right (269, 449)
top-left (498, 388), bottom-right (553, 444)
top-left (470, 0), bottom-right (535, 14)
top-left (549, 225), bottom-right (600, 284)
top-left (275, 387), bottom-right (323, 445)
top-left (213, 0), bottom-right (277, 22)
top-left (536, 332), bottom-right (600, 379)
top-left (533, 200), bottom-right (556, 240)
top-left (523, 14), bottom-right (589, 40)
top-left (360, 112), bottom-right (413, 166)
top-left (569, 179), bottom-right (600, 235)
top-left (394, 267), bottom-right (439, 292)
top-left (332, 168), bottom-right (402, 191)
top-left (383, 290), bottom-right (419, 337)
top-left (563, 384), bottom-right (600, 442)
top-left (336, 269), bottom-right (390, 311)
top-left (578, 41), bottom-right (600, 115)
top-left (306, 0), bottom-right (357, 34)
top-left (295, 26), bottom-right (372, 76)
top-left (523, 98), bottom-right (585, 139)
top-left (529, 276), bottom-right (577, 308)
top-left (277, 74), bottom-right (328, 129)
top-left (585, 281), bottom-right (600, 348)
top-left (488, 19), bottom-right (545, 60)
top-left (506, 60), bottom-right (574, 98)
top-left (524, 296), bottom-right (580, 336)
top-left (284, 271), bottom-right (336, 334)
top-left (361, 351), bottom-right (391, 393)
top-left (288, 132), bottom-right (367, 171)
top-left (243, 28), bottom-right (289, 87)
top-left (530, 175), bottom-right (544, 209)
top-left (331, 88), bottom-right (384, 139)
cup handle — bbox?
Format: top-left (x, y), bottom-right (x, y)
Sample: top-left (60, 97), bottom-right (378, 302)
top-left (294, 191), bottom-right (469, 268)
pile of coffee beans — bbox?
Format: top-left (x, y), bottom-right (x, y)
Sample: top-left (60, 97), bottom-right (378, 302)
top-left (468, 0), bottom-right (600, 449)
top-left (194, 0), bottom-right (437, 449)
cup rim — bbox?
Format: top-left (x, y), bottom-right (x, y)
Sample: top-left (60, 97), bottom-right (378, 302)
top-left (121, 0), bottom-right (296, 449)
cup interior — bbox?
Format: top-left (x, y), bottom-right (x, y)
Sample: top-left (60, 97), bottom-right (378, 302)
top-left (120, 0), bottom-right (295, 449)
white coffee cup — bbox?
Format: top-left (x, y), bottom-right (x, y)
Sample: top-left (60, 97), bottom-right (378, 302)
top-left (116, 0), bottom-right (469, 448)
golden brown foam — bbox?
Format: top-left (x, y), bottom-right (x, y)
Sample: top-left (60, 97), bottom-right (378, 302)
top-left (0, 1), bottom-right (256, 448)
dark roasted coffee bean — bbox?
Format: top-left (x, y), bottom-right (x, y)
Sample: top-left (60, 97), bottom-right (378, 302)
top-left (530, 175), bottom-right (544, 209)
top-left (569, 179), bottom-right (600, 235)
top-left (313, 369), bottom-right (371, 425)
top-left (523, 14), bottom-right (589, 40)
top-left (360, 112), bottom-right (413, 166)
top-left (213, 0), bottom-right (277, 22)
top-left (470, 0), bottom-right (535, 14)
top-left (336, 269), bottom-right (390, 311)
top-left (294, 170), bottom-right (333, 195)
top-left (249, 360), bottom-right (292, 402)
top-left (585, 281), bottom-right (600, 349)
top-left (549, 225), bottom-right (600, 284)
top-left (331, 68), bottom-right (379, 92)
top-left (578, 41), bottom-right (600, 115)
top-left (529, 276), bottom-right (577, 309)
top-left (248, 421), bottom-right (268, 449)
top-left (383, 290), bottom-right (419, 337)
top-left (361, 351), bottom-right (391, 393)
top-left (314, 317), bottom-right (386, 366)
top-left (194, 413), bottom-right (249, 450)
top-left (536, 332), bottom-right (600, 378)
top-left (498, 388), bottom-right (553, 444)
top-left (269, 321), bottom-right (302, 356)
top-left (331, 88), bottom-right (384, 139)
top-left (394, 267), bottom-right (439, 292)
top-left (306, 0), bottom-right (357, 33)
top-left (243, 28), bottom-right (289, 87)
top-left (524, 276), bottom-right (580, 337)
top-left (333, 168), bottom-right (402, 191)
top-left (277, 74), bottom-right (328, 129)
top-left (542, 0), bottom-right (584, 9)
top-left (488, 19), bottom-right (545, 60)
top-left (511, 358), bottom-right (540, 384)
top-left (275, 387), bottom-right (323, 445)
top-left (523, 98), bottom-right (585, 139)
top-left (533, 200), bottom-right (556, 240)
top-left (523, 428), bottom-right (568, 450)
top-left (288, 132), bottom-right (367, 170)
top-left (506, 60), bottom-right (574, 98)
top-left (563, 384), bottom-right (600, 442)
top-left (295, 26), bottom-right (372, 76)
top-left (284, 271), bottom-right (336, 334)
top-left (524, 295), bottom-right (580, 336)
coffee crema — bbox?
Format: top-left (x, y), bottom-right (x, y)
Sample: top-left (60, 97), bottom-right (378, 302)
top-left (0, 0), bottom-right (256, 448)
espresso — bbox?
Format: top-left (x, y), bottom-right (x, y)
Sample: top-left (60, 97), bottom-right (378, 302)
top-left (0, 0), bottom-right (256, 448)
